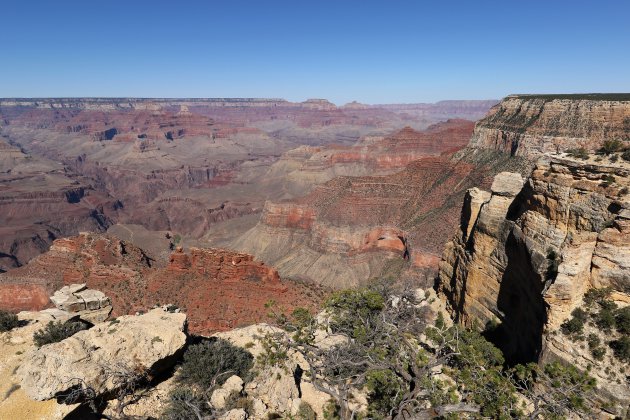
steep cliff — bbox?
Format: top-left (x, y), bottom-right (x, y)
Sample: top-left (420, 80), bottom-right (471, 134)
top-left (438, 155), bottom-right (630, 416)
top-left (470, 94), bottom-right (630, 157)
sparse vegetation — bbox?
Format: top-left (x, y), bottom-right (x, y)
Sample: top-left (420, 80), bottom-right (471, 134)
top-left (264, 286), bottom-right (597, 419)
top-left (609, 336), bottom-right (630, 362)
top-left (565, 147), bottom-right (589, 160)
top-left (297, 401), bottom-right (317, 420)
top-left (176, 338), bottom-right (254, 389)
top-left (601, 174), bottom-right (616, 187)
top-left (33, 321), bottom-right (88, 347)
top-left (0, 310), bottom-right (19, 332)
top-left (561, 308), bottom-right (588, 336)
top-left (162, 337), bottom-right (254, 419)
top-left (598, 139), bottom-right (624, 155)
top-left (563, 288), bottom-right (629, 364)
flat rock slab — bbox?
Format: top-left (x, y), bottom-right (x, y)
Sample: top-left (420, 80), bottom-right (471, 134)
top-left (18, 309), bottom-right (187, 401)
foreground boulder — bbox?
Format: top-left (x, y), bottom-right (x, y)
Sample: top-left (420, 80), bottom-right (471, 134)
top-left (18, 308), bottom-right (186, 401)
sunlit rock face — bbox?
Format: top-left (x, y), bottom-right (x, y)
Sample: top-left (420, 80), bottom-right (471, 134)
top-left (469, 94), bottom-right (630, 157)
top-left (0, 233), bottom-right (322, 335)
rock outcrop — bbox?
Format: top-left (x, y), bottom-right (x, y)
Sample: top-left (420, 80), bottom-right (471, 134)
top-left (0, 233), bottom-right (322, 334)
top-left (438, 155), bottom-right (630, 416)
top-left (469, 94), bottom-right (630, 157)
top-left (49, 283), bottom-right (112, 323)
top-left (18, 308), bottom-right (186, 401)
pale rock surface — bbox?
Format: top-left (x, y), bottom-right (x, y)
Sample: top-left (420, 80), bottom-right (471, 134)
top-left (216, 321), bottom-right (365, 419)
top-left (0, 311), bottom-right (79, 419)
top-left (211, 375), bottom-right (244, 409)
top-left (438, 155), bottom-right (630, 417)
top-left (220, 408), bottom-right (247, 420)
top-left (18, 308), bottom-right (186, 401)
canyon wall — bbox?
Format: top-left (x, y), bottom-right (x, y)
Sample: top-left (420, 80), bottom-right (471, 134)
top-left (438, 94), bottom-right (630, 416)
top-left (0, 138), bottom-right (117, 272)
top-left (469, 94), bottom-right (630, 157)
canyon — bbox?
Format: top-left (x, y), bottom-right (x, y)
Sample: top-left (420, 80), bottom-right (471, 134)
top-left (0, 97), bottom-right (496, 269)
top-left (1, 94), bottom-right (629, 417)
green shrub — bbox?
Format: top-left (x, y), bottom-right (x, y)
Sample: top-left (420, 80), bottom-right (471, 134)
top-left (593, 300), bottom-right (618, 332)
top-left (325, 288), bottom-right (385, 342)
top-left (366, 369), bottom-right (404, 417)
top-left (176, 338), bottom-right (253, 390)
top-left (614, 306), bottom-right (630, 334)
top-left (587, 333), bottom-right (600, 349)
top-left (591, 347), bottom-right (606, 361)
top-left (601, 174), bottom-right (616, 187)
top-left (622, 150), bottom-right (630, 162)
top-left (598, 139), bottom-right (624, 155)
top-left (0, 310), bottom-right (19, 332)
top-left (566, 147), bottom-right (589, 159)
top-left (561, 308), bottom-right (588, 335)
top-left (297, 401), bottom-right (317, 420)
top-left (609, 336), bottom-right (630, 362)
top-left (33, 321), bottom-right (88, 347)
top-left (543, 362), bottom-right (596, 411)
top-left (584, 288), bottom-right (612, 307)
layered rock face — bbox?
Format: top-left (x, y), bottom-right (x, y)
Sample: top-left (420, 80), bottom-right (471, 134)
top-left (0, 233), bottom-right (322, 334)
top-left (438, 157), bottom-right (630, 415)
top-left (0, 98), bottom-right (496, 266)
top-left (469, 94), bottom-right (630, 157)
top-left (0, 138), bottom-right (117, 272)
top-left (233, 148), bottom-right (531, 289)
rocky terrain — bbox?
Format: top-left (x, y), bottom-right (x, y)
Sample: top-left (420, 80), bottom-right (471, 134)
top-left (438, 94), bottom-right (630, 417)
top-left (0, 233), bottom-right (322, 334)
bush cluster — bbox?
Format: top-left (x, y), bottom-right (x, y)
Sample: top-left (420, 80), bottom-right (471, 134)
top-left (563, 288), bottom-right (630, 363)
top-left (565, 147), bottom-right (589, 159)
top-left (33, 321), bottom-right (88, 347)
top-left (0, 310), bottom-right (19, 332)
top-left (177, 338), bottom-right (254, 389)
top-left (163, 338), bottom-right (254, 419)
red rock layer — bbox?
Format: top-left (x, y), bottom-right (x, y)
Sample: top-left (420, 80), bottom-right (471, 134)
top-left (0, 233), bottom-right (322, 334)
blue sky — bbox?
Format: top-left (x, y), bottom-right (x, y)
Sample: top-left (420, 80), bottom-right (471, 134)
top-left (1, 0), bottom-right (628, 104)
